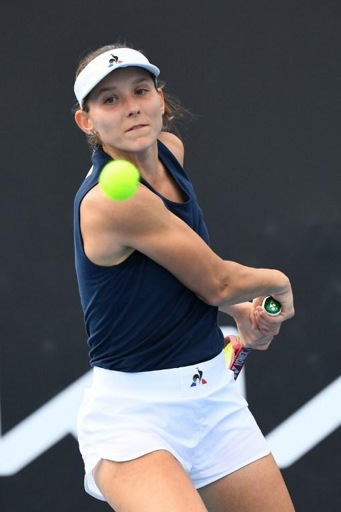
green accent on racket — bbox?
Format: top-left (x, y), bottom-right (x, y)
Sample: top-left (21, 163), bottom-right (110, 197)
top-left (262, 296), bottom-right (282, 316)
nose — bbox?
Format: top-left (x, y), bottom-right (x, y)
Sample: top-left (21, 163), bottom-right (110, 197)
top-left (125, 95), bottom-right (141, 117)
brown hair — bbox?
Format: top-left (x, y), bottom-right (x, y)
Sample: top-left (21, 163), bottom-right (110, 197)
top-left (74, 43), bottom-right (191, 148)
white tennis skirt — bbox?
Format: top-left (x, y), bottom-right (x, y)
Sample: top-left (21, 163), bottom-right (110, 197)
top-left (77, 350), bottom-right (270, 501)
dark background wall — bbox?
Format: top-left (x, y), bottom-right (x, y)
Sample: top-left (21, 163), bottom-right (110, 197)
top-left (1, 1), bottom-right (340, 511)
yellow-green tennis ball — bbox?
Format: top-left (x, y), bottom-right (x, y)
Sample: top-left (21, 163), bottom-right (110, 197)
top-left (99, 160), bottom-right (140, 201)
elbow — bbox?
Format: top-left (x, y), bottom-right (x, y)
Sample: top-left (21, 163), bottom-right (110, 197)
top-left (197, 283), bottom-right (235, 307)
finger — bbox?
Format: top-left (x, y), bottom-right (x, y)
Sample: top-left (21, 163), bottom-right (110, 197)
top-left (257, 311), bottom-right (282, 331)
top-left (249, 302), bottom-right (259, 330)
top-left (257, 321), bottom-right (281, 335)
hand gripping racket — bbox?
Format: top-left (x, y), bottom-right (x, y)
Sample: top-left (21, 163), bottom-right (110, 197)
top-left (224, 296), bottom-right (281, 380)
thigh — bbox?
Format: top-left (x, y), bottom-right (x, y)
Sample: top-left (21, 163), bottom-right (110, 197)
top-left (198, 454), bottom-right (295, 512)
top-left (93, 449), bottom-right (208, 512)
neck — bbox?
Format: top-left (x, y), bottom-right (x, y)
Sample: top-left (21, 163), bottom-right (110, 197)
top-left (102, 140), bottom-right (160, 181)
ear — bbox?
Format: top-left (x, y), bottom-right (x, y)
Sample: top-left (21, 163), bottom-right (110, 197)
top-left (157, 88), bottom-right (165, 113)
top-left (74, 109), bottom-right (94, 134)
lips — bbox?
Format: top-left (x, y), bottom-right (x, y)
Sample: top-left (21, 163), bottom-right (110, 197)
top-left (126, 124), bottom-right (148, 132)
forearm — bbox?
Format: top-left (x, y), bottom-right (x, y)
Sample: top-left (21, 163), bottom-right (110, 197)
top-left (206, 261), bottom-right (292, 312)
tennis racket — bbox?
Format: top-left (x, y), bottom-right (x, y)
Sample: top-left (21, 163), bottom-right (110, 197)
top-left (224, 296), bottom-right (281, 380)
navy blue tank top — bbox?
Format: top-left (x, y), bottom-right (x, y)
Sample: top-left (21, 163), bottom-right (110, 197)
top-left (74, 140), bottom-right (224, 371)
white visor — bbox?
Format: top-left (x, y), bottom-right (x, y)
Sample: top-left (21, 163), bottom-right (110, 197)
top-left (74, 48), bottom-right (160, 107)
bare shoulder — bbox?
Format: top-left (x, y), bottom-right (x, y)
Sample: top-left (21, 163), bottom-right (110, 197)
top-left (80, 182), bottom-right (167, 266)
top-left (158, 132), bottom-right (184, 166)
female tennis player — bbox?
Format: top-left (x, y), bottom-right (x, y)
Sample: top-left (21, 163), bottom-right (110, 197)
top-left (73, 43), bottom-right (295, 511)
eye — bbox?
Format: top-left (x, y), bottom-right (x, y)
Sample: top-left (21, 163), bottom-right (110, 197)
top-left (135, 88), bottom-right (148, 96)
top-left (104, 96), bottom-right (117, 105)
